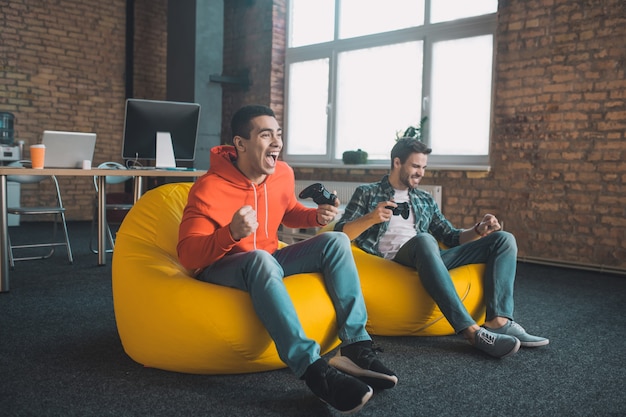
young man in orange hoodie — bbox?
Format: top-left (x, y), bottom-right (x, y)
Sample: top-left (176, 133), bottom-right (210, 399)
top-left (177, 105), bottom-right (396, 414)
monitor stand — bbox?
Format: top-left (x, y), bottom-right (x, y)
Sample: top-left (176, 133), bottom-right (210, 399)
top-left (156, 131), bottom-right (176, 168)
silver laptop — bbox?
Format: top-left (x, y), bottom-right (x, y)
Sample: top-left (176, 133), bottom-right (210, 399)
top-left (41, 131), bottom-right (97, 168)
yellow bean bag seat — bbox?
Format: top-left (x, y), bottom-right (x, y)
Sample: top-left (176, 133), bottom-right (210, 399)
top-left (351, 245), bottom-right (486, 336)
top-left (112, 182), bottom-right (341, 375)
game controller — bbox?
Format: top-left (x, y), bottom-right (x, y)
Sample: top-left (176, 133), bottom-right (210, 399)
top-left (385, 202), bottom-right (410, 219)
top-left (298, 183), bottom-right (337, 206)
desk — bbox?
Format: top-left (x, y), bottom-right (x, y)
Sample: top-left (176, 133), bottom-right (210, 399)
top-left (0, 167), bottom-right (205, 292)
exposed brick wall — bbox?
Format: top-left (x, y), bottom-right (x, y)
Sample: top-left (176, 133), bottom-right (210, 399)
top-left (2, 0), bottom-right (625, 270)
top-left (289, 0), bottom-right (626, 270)
top-left (489, 0), bottom-right (626, 268)
top-left (269, 0), bottom-right (286, 124)
top-left (0, 0), bottom-right (166, 219)
top-left (1, 0), bottom-right (128, 218)
top-left (133, 0), bottom-right (167, 100)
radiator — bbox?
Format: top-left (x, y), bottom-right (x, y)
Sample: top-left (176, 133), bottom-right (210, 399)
top-left (294, 180), bottom-right (442, 209)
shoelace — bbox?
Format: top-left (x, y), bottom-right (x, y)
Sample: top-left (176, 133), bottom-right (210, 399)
top-left (353, 345), bottom-right (384, 367)
top-left (509, 321), bottom-right (525, 334)
top-left (477, 329), bottom-right (495, 345)
top-left (318, 366), bottom-right (346, 395)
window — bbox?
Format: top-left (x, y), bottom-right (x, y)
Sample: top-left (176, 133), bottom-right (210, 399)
top-left (285, 0), bottom-right (497, 168)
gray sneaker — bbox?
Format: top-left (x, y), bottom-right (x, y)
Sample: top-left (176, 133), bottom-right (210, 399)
top-left (486, 320), bottom-right (549, 347)
top-left (474, 327), bottom-right (520, 358)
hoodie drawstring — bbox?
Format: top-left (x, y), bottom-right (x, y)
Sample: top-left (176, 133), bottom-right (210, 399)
top-left (250, 183), bottom-right (270, 250)
top-left (263, 183), bottom-right (269, 239)
top-left (251, 184), bottom-right (258, 250)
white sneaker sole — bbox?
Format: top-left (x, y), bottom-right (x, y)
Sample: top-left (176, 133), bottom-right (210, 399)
top-left (520, 338), bottom-right (550, 347)
top-left (499, 338), bottom-right (521, 358)
top-left (329, 354), bottom-right (398, 389)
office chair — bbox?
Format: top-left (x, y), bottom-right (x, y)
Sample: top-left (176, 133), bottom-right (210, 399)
top-left (90, 162), bottom-right (133, 254)
top-left (6, 160), bottom-right (73, 268)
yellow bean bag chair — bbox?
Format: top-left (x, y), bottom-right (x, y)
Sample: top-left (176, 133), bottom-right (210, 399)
top-left (350, 246), bottom-right (486, 336)
top-left (317, 221), bottom-right (486, 336)
top-left (112, 182), bottom-right (341, 375)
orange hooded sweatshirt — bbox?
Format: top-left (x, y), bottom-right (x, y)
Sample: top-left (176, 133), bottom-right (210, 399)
top-left (177, 145), bottom-right (319, 272)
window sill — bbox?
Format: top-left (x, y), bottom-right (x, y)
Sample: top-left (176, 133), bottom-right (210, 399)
top-left (287, 161), bottom-right (491, 172)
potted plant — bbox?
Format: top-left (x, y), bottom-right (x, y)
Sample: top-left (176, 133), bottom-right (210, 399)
top-left (342, 148), bottom-right (368, 165)
top-left (396, 116), bottom-right (428, 141)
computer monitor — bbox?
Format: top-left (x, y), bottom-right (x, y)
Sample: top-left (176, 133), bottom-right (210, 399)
top-left (122, 99), bottom-right (201, 166)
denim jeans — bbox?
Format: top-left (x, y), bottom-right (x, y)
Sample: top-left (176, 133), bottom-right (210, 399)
top-left (197, 231), bottom-right (370, 378)
top-left (393, 231), bottom-right (517, 333)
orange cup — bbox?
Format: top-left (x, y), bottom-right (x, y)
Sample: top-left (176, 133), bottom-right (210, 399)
top-left (30, 144), bottom-right (46, 169)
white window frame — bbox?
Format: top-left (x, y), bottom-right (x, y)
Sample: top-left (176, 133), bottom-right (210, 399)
top-left (283, 1), bottom-right (497, 170)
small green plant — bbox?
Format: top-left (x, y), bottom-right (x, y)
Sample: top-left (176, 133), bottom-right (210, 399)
top-left (396, 116), bottom-right (428, 141)
top-left (342, 148), bottom-right (368, 164)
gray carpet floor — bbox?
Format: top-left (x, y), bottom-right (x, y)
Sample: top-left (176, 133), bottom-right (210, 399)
top-left (1, 221), bottom-right (625, 416)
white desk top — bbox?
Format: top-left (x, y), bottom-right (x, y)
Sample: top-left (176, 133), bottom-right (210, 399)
top-left (0, 167), bottom-right (206, 178)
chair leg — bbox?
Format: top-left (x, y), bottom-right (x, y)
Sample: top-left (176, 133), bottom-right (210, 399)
top-left (107, 222), bottom-right (115, 250)
top-left (58, 212), bottom-right (73, 264)
top-left (8, 233), bottom-right (15, 270)
top-left (8, 219), bottom-right (67, 266)
top-left (89, 205), bottom-right (97, 253)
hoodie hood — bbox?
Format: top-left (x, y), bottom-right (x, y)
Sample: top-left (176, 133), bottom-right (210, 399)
top-left (209, 145), bottom-right (252, 189)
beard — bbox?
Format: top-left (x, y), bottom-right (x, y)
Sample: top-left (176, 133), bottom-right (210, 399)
top-left (399, 169), bottom-right (422, 189)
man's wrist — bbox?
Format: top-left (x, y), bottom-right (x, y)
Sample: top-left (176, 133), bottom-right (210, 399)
top-left (473, 222), bottom-right (486, 237)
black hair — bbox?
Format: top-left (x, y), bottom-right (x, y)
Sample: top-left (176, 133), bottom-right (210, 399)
top-left (390, 138), bottom-right (432, 169)
top-left (230, 105), bottom-right (276, 141)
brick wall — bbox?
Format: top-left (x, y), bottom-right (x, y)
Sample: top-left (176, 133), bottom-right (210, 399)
top-left (288, 0), bottom-right (626, 270)
top-left (489, 0), bottom-right (626, 269)
top-left (0, 0), bottom-right (167, 219)
top-left (2, 0), bottom-right (625, 271)
top-left (133, 0), bottom-right (167, 100)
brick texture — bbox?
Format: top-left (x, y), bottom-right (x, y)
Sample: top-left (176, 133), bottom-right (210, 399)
top-left (133, 0), bottom-right (167, 100)
top-left (291, 0), bottom-right (626, 270)
top-left (487, 0), bottom-right (626, 269)
top-left (0, 0), bottom-right (167, 218)
top-left (1, 0), bottom-right (625, 270)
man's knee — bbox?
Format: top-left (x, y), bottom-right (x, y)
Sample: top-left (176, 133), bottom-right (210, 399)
top-left (400, 233), bottom-right (440, 263)
top-left (247, 250), bottom-right (281, 273)
top-left (492, 231), bottom-right (517, 247)
top-left (488, 231), bottom-right (518, 256)
top-left (413, 232), bottom-right (439, 249)
top-left (317, 231), bottom-right (351, 250)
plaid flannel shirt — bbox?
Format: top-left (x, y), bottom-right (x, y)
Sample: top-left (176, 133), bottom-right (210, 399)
top-left (334, 175), bottom-right (462, 257)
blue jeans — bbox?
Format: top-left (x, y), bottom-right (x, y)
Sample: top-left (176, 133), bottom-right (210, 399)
top-left (197, 232), bottom-right (370, 377)
top-left (393, 231), bottom-right (517, 333)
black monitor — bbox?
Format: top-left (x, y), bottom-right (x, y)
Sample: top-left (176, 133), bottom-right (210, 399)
top-left (122, 99), bottom-right (201, 164)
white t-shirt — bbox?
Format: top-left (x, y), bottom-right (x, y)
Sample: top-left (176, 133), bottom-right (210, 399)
top-left (378, 189), bottom-right (416, 260)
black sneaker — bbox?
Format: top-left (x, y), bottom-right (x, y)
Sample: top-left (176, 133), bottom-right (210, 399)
top-left (304, 358), bottom-right (373, 414)
top-left (329, 341), bottom-right (398, 390)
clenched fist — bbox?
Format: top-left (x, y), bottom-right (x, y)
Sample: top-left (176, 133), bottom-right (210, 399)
top-left (230, 205), bottom-right (259, 241)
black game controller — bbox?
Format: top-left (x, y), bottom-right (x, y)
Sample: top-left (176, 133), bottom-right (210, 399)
top-left (298, 183), bottom-right (338, 206)
top-left (385, 202), bottom-right (410, 219)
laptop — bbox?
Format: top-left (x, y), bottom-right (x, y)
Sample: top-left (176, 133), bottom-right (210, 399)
top-left (41, 130), bottom-right (97, 168)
